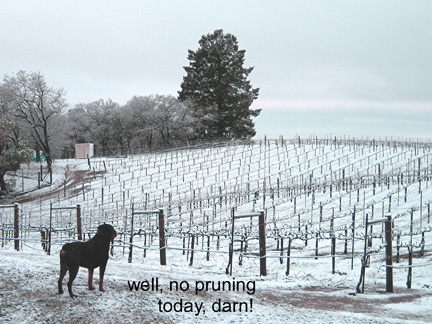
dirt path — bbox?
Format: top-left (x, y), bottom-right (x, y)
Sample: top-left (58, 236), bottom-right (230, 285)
top-left (259, 286), bottom-right (432, 322)
top-left (15, 165), bottom-right (99, 204)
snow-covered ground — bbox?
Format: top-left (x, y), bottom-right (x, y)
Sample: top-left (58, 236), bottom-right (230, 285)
top-left (1, 247), bottom-right (432, 323)
top-left (1, 138), bottom-right (432, 323)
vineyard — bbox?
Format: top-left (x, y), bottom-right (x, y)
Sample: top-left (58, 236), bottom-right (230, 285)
top-left (2, 135), bottom-right (432, 293)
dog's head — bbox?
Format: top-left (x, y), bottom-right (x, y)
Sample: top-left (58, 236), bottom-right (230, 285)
top-left (97, 224), bottom-right (117, 243)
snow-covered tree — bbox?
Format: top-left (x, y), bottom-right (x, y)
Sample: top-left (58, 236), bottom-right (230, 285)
top-left (66, 99), bottom-right (121, 155)
top-left (151, 95), bottom-right (196, 147)
top-left (2, 71), bottom-right (67, 173)
top-left (0, 90), bottom-right (32, 194)
top-left (178, 29), bottom-right (260, 140)
top-left (123, 95), bottom-right (196, 150)
top-left (123, 95), bottom-right (156, 149)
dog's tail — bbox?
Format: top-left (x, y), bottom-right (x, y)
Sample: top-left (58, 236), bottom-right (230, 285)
top-left (60, 243), bottom-right (69, 254)
top-left (59, 244), bottom-right (72, 273)
top-left (60, 244), bottom-right (70, 261)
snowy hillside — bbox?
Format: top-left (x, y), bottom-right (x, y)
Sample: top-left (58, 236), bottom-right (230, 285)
top-left (1, 136), bottom-right (432, 323)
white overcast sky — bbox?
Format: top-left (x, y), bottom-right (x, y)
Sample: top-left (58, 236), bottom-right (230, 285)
top-left (1, 0), bottom-right (431, 139)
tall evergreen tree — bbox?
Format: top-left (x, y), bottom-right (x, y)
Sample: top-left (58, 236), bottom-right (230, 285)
top-left (178, 29), bottom-right (260, 140)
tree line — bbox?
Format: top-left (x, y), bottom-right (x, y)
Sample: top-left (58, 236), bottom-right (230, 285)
top-left (0, 29), bottom-right (260, 194)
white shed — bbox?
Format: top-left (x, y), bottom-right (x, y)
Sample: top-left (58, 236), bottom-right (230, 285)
top-left (75, 143), bottom-right (94, 159)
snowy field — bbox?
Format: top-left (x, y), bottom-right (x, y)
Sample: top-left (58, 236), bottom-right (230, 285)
top-left (1, 247), bottom-right (432, 324)
top-left (1, 136), bottom-right (432, 323)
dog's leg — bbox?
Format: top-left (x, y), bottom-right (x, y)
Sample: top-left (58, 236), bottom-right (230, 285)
top-left (88, 268), bottom-right (95, 290)
top-left (98, 263), bottom-right (106, 292)
top-left (67, 266), bottom-right (79, 298)
top-left (58, 264), bottom-right (67, 294)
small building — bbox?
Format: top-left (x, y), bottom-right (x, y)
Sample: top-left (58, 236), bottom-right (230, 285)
top-left (75, 143), bottom-right (94, 159)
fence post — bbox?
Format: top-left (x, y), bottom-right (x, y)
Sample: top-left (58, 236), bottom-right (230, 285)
top-left (279, 237), bottom-right (284, 264)
top-left (385, 215), bottom-right (393, 292)
top-left (259, 211), bottom-right (267, 276)
top-left (286, 237), bottom-right (292, 276)
top-left (332, 236), bottom-right (336, 274)
top-left (227, 208), bottom-right (235, 275)
top-left (189, 234), bottom-right (195, 267)
top-left (407, 247), bottom-right (412, 289)
top-left (396, 234), bottom-right (400, 262)
top-left (158, 209), bottom-right (166, 266)
top-left (182, 230), bottom-right (186, 256)
top-left (14, 203), bottom-right (19, 251)
top-left (357, 214), bottom-right (369, 293)
top-left (48, 202), bottom-right (53, 255)
top-left (407, 208), bottom-right (413, 288)
top-left (128, 206), bottom-right (134, 264)
top-left (40, 229), bottom-right (46, 251)
top-left (76, 204), bottom-right (82, 241)
top-left (351, 206), bottom-right (356, 270)
top-left (207, 235), bottom-right (210, 261)
top-left (344, 227), bottom-right (348, 254)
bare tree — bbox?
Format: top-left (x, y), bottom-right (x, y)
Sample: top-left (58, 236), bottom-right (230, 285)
top-left (123, 95), bottom-right (197, 149)
top-left (64, 95), bottom-right (202, 155)
top-left (152, 95), bottom-right (197, 146)
top-left (123, 95), bottom-right (157, 150)
top-left (3, 71), bottom-right (67, 173)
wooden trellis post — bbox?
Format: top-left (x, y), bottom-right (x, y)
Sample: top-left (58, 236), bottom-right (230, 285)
top-left (0, 204), bottom-right (20, 251)
top-left (159, 209), bottom-right (166, 266)
top-left (129, 206), bottom-right (134, 263)
top-left (131, 208), bottom-right (166, 265)
top-left (14, 203), bottom-right (19, 251)
top-left (76, 204), bottom-right (82, 241)
top-left (258, 211), bottom-right (267, 276)
top-left (48, 202), bottom-right (53, 255)
top-left (286, 237), bottom-right (292, 276)
top-left (227, 210), bottom-right (266, 276)
top-left (50, 204), bottom-right (84, 254)
top-left (385, 215), bottom-right (393, 292)
top-left (357, 215), bottom-right (393, 293)
top-left (189, 234), bottom-right (195, 267)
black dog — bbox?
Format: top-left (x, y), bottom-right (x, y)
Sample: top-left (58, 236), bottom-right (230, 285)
top-left (58, 224), bottom-right (117, 298)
